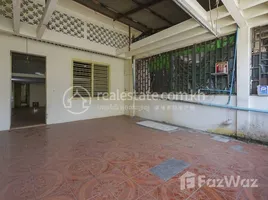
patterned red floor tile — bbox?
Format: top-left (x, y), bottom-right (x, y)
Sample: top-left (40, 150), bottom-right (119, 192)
top-left (162, 178), bottom-right (198, 200)
top-left (131, 171), bottom-right (164, 193)
top-left (188, 186), bottom-right (238, 200)
top-left (116, 163), bottom-right (141, 177)
top-left (41, 195), bottom-right (76, 200)
top-left (74, 178), bottom-right (105, 200)
top-left (96, 168), bottom-right (128, 190)
top-left (0, 116), bottom-right (267, 200)
top-left (0, 174), bottom-right (35, 200)
top-left (32, 169), bottom-right (65, 199)
top-left (36, 181), bottom-right (76, 200)
top-left (88, 191), bottom-right (117, 200)
top-left (63, 159), bottom-right (94, 181)
top-left (137, 193), bottom-right (156, 200)
top-left (149, 185), bottom-right (178, 200)
top-left (135, 159), bottom-right (160, 172)
top-left (103, 150), bottom-right (138, 164)
top-left (81, 157), bottom-right (114, 176)
top-left (109, 179), bottom-right (146, 200)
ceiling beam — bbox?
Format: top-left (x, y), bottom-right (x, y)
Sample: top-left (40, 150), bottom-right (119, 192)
top-left (114, 0), bottom-right (164, 21)
top-left (74, 0), bottom-right (150, 32)
top-left (172, 0), bottom-right (218, 36)
top-left (240, 0), bottom-right (268, 10)
top-left (135, 25), bottom-right (237, 59)
top-left (131, 0), bottom-right (174, 26)
top-left (12, 0), bottom-right (21, 33)
top-left (116, 19), bottom-right (199, 55)
top-left (126, 26), bottom-right (208, 57)
top-left (243, 3), bottom-right (268, 20)
top-left (221, 0), bottom-right (247, 28)
top-left (37, 0), bottom-right (58, 39)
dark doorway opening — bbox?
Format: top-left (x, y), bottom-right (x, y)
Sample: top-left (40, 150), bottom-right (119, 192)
top-left (11, 52), bottom-right (46, 129)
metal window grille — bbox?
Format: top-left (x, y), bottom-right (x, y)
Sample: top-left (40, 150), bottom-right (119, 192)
top-left (251, 25), bottom-right (268, 94)
top-left (135, 34), bottom-right (236, 94)
top-left (73, 61), bottom-right (92, 97)
top-left (93, 65), bottom-right (109, 97)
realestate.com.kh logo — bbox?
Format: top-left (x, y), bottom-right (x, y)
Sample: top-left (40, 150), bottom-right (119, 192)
top-left (63, 86), bottom-right (91, 115)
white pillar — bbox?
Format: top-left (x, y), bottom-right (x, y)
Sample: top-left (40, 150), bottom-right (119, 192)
top-left (236, 26), bottom-right (251, 135)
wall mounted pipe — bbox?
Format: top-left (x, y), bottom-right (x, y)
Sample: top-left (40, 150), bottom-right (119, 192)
top-left (132, 57), bottom-right (136, 117)
top-left (227, 27), bottom-right (238, 105)
top-left (200, 89), bottom-right (230, 93)
top-left (159, 98), bottom-right (268, 114)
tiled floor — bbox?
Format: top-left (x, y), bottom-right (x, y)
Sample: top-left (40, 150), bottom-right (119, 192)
top-left (0, 116), bottom-right (267, 200)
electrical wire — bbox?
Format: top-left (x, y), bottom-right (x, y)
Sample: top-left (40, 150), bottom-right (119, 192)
top-left (26, 38), bottom-right (29, 63)
top-left (216, 0), bottom-right (219, 34)
top-left (208, 0), bottom-right (214, 32)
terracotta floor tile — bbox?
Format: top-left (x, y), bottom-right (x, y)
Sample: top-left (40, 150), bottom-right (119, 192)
top-left (96, 168), bottom-right (128, 190)
top-left (188, 186), bottom-right (239, 200)
top-left (103, 150), bottom-right (138, 164)
top-left (88, 191), bottom-right (117, 200)
top-left (81, 157), bottom-right (113, 176)
top-left (35, 181), bottom-right (76, 200)
top-left (109, 179), bottom-right (146, 200)
top-left (0, 173), bottom-right (35, 200)
top-left (0, 116), bottom-right (267, 200)
top-left (32, 169), bottom-right (66, 199)
top-left (149, 185), bottom-right (178, 200)
top-left (63, 159), bottom-right (94, 181)
top-left (162, 178), bottom-right (198, 200)
top-left (137, 193), bottom-right (156, 200)
top-left (73, 178), bottom-right (105, 200)
top-left (131, 171), bottom-right (164, 193)
top-left (116, 163), bottom-right (142, 177)
top-left (135, 159), bottom-right (160, 172)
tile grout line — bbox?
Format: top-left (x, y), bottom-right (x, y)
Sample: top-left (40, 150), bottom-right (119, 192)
top-left (184, 184), bottom-right (205, 200)
top-left (82, 158), bottom-right (126, 200)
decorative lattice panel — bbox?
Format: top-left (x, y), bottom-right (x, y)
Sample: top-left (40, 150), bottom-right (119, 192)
top-left (48, 11), bottom-right (84, 39)
top-left (0, 0), bottom-right (129, 49)
top-left (0, 0), bottom-right (13, 19)
top-left (87, 23), bottom-right (129, 49)
top-left (20, 0), bottom-right (44, 25)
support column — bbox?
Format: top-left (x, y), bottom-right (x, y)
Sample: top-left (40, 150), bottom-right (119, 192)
top-left (236, 26), bottom-right (251, 136)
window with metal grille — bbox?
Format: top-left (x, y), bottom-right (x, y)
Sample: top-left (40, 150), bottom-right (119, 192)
top-left (73, 61), bottom-right (92, 97)
top-left (135, 34), bottom-right (236, 95)
top-left (93, 64), bottom-right (109, 97)
top-left (251, 25), bottom-right (268, 94)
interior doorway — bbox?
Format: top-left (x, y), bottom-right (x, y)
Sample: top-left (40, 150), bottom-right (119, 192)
top-left (11, 52), bottom-right (46, 129)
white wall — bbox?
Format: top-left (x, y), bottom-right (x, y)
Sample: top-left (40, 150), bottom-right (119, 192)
top-left (124, 59), bottom-right (134, 116)
top-left (29, 83), bottom-right (46, 107)
top-left (0, 33), bottom-right (125, 130)
top-left (247, 96), bottom-right (268, 141)
top-left (135, 96), bottom-right (237, 134)
top-left (134, 95), bottom-right (268, 142)
top-left (133, 25), bottom-right (268, 143)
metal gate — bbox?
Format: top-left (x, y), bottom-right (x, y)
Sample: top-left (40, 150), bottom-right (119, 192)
top-left (135, 34), bottom-right (236, 95)
top-left (251, 25), bottom-right (268, 94)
